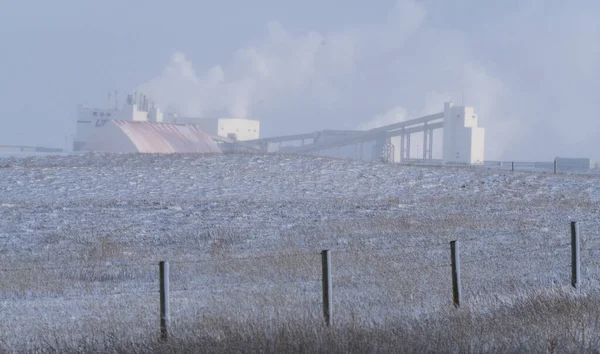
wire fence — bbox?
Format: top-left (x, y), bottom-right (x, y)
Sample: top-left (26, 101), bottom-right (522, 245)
top-left (0, 221), bottom-right (594, 341)
top-left (0, 240), bottom-right (583, 278)
top-left (0, 233), bottom-right (585, 291)
top-left (400, 159), bottom-right (598, 174)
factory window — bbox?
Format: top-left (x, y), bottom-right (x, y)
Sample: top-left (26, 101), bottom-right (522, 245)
top-left (93, 112), bottom-right (98, 116)
top-left (100, 112), bottom-right (105, 117)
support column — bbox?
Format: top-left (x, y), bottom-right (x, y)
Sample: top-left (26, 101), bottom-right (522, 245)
top-left (406, 133), bottom-right (411, 161)
top-left (423, 123), bottom-right (428, 160)
top-left (400, 129), bottom-right (405, 163)
top-left (428, 129), bottom-right (434, 160)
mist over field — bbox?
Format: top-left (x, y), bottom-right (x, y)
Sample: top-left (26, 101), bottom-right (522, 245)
top-left (0, 1), bottom-right (599, 161)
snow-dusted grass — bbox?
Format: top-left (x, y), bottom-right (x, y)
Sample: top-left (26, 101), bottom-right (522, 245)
top-left (0, 152), bottom-right (599, 352)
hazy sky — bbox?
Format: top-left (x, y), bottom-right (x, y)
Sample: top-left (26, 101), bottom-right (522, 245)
top-left (1, 0), bottom-right (598, 161)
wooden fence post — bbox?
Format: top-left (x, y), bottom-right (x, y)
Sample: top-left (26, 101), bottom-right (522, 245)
top-left (571, 222), bottom-right (580, 288)
top-left (554, 160), bottom-right (558, 174)
top-left (321, 250), bottom-right (332, 326)
top-left (450, 241), bottom-right (461, 307)
top-left (159, 261), bottom-right (170, 341)
top-left (511, 161), bottom-right (515, 172)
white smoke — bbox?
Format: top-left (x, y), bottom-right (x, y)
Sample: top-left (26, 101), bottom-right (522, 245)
top-left (137, 0), bottom-right (428, 121)
top-left (358, 106), bottom-right (409, 131)
top-left (138, 22), bottom-right (349, 119)
top-left (138, 0), bottom-right (600, 161)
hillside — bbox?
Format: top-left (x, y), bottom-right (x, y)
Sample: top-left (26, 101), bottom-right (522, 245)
top-left (0, 153), bottom-right (599, 352)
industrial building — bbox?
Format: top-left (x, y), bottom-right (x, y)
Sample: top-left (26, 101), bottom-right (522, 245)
top-left (73, 93), bottom-right (486, 166)
top-left (167, 115), bottom-right (260, 142)
top-left (258, 102), bottom-right (485, 165)
top-left (74, 94), bottom-right (223, 154)
top-left (1, 92), bottom-right (592, 171)
top-left (442, 102), bottom-right (485, 164)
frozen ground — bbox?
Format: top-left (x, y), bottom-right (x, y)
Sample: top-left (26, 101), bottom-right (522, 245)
top-left (0, 153), bottom-right (599, 349)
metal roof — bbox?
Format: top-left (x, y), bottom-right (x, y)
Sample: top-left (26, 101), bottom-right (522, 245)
top-left (113, 121), bottom-right (221, 153)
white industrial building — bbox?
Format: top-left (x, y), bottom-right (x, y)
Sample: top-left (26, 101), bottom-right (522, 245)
top-left (74, 94), bottom-right (224, 153)
top-left (442, 102), bottom-right (485, 164)
top-left (167, 115), bottom-right (260, 141)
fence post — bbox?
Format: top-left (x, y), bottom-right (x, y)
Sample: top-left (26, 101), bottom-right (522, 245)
top-left (571, 222), bottom-right (580, 288)
top-left (450, 241), bottom-right (461, 307)
top-left (511, 161), bottom-right (515, 172)
top-left (554, 160), bottom-right (557, 174)
top-left (321, 250), bottom-right (332, 326)
top-left (159, 261), bottom-right (170, 341)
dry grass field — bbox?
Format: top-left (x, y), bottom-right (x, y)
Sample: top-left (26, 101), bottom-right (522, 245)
top-left (0, 153), bottom-right (599, 352)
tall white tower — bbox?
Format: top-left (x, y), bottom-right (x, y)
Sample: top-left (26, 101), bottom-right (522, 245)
top-left (442, 101), bottom-right (485, 164)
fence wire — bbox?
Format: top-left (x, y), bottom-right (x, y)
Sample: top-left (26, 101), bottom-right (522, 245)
top-left (0, 232), bottom-right (589, 305)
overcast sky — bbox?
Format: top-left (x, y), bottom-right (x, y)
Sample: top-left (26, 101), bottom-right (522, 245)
top-left (1, 0), bottom-right (598, 161)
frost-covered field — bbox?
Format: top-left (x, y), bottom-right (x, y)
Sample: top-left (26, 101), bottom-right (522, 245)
top-left (0, 153), bottom-right (599, 351)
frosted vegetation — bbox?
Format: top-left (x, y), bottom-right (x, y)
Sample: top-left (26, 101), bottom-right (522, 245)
top-left (0, 153), bottom-right (599, 352)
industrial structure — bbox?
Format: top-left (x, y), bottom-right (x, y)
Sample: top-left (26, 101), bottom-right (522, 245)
top-left (74, 93), bottom-right (222, 154)
top-left (3, 94), bottom-right (594, 171)
top-left (0, 145), bottom-right (62, 153)
top-left (74, 93), bottom-right (485, 166)
top-left (442, 102), bottom-right (485, 164)
top-left (168, 115), bottom-right (259, 142)
top-left (246, 101), bottom-right (485, 165)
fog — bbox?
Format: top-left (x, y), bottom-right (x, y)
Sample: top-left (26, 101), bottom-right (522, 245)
top-left (1, 0), bottom-right (598, 161)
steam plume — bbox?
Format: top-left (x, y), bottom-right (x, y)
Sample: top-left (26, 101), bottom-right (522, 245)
top-left (138, 0), bottom-right (600, 161)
